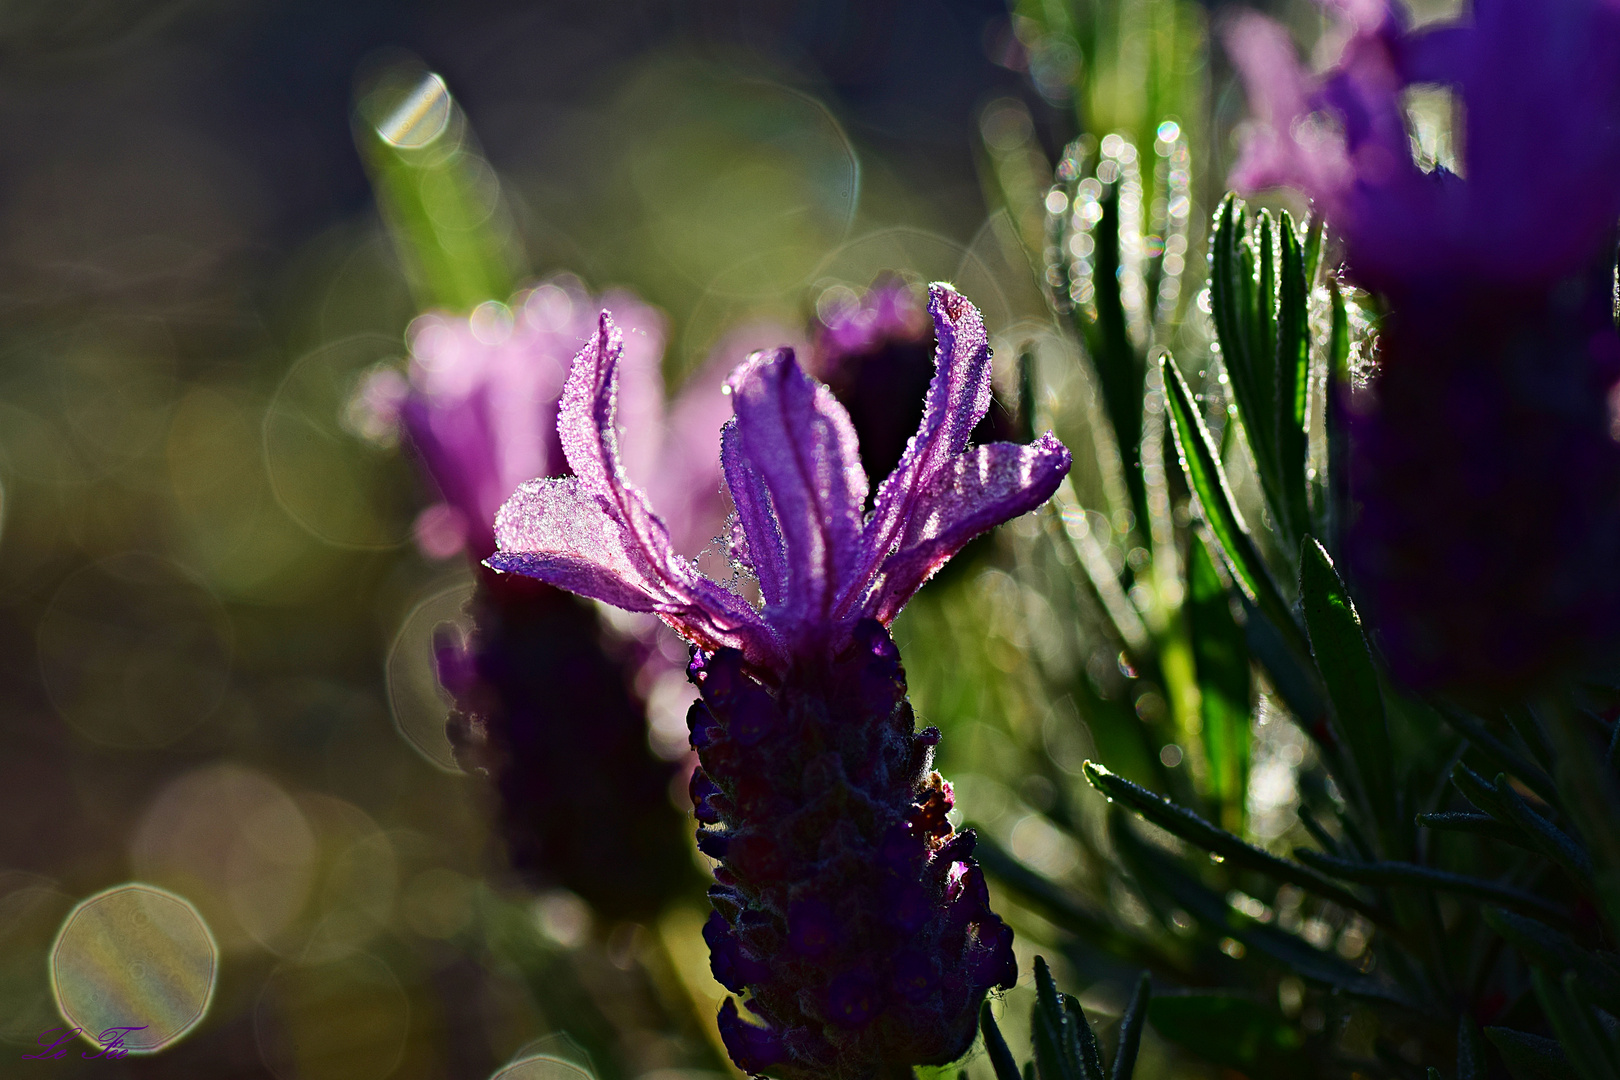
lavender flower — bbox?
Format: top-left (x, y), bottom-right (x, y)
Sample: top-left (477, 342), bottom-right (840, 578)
top-left (370, 278), bottom-right (675, 561)
top-left (1226, 0), bottom-right (1620, 696)
top-left (372, 278), bottom-right (732, 918)
top-left (490, 284), bottom-right (1071, 1077)
top-left (810, 278), bottom-right (1032, 497)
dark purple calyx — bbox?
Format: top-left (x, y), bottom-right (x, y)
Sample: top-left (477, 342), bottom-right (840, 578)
top-left (686, 620), bottom-right (1016, 1080)
top-left (445, 566), bottom-right (697, 919)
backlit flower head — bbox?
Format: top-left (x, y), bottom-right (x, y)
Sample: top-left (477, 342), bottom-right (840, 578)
top-left (491, 282), bottom-right (1069, 670)
top-left (490, 283), bottom-right (1069, 1077)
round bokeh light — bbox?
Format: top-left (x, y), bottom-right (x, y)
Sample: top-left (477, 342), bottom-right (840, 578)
top-left (50, 884), bottom-right (218, 1054)
top-left (491, 1053), bottom-right (596, 1080)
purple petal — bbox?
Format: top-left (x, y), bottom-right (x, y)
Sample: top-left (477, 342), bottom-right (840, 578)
top-left (1223, 12), bottom-right (1354, 203)
top-left (727, 348), bottom-right (868, 628)
top-left (867, 435), bottom-right (1072, 623)
top-left (721, 418), bottom-right (790, 609)
top-left (840, 283), bottom-right (993, 616)
top-left (492, 316), bottom-right (779, 665)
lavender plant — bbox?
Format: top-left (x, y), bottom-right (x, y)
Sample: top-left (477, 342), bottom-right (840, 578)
top-left (965, 0), bottom-right (1620, 1077)
top-left (488, 286), bottom-right (1071, 1078)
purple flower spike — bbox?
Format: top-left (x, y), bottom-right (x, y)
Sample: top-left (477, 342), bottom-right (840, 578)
top-left (1225, 0), bottom-right (1620, 697)
top-left (491, 283), bottom-right (1067, 1078)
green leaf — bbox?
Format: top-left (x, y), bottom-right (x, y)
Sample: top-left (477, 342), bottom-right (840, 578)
top-left (1482, 908), bottom-right (1620, 1016)
top-left (1481, 770), bottom-right (1593, 888)
top-left (1034, 956), bottom-right (1102, 1080)
top-left (1486, 1027), bottom-right (1581, 1080)
top-left (1415, 811), bottom-right (1529, 849)
top-left (1459, 1014), bottom-right (1486, 1080)
top-left (1433, 703), bottom-right (1559, 804)
top-left (1073, 179), bottom-right (1149, 533)
top-left (981, 1003), bottom-right (1023, 1080)
top-left (357, 70), bottom-right (517, 312)
top-left (1186, 534), bottom-right (1251, 829)
top-left (1066, 993), bottom-right (1107, 1080)
top-left (1209, 200), bottom-right (1278, 516)
top-left (1302, 214), bottom-right (1324, 287)
top-left (1111, 973), bottom-right (1151, 1080)
top-left (1319, 280), bottom-right (1351, 544)
top-left (1108, 813), bottom-right (1410, 1003)
top-left (1084, 762), bottom-right (1378, 918)
top-left (1274, 212), bottom-right (1311, 545)
top-left (1532, 969), bottom-right (1620, 1080)
top-left (1147, 995), bottom-right (1308, 1080)
top-left (1159, 353), bottom-right (1300, 657)
top-left (1293, 849), bottom-right (1573, 927)
top-left (1299, 537), bottom-right (1395, 848)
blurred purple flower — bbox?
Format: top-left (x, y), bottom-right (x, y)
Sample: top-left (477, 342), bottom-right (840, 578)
top-left (367, 277), bottom-right (739, 917)
top-left (490, 284), bottom-right (1068, 1077)
top-left (363, 277), bottom-right (674, 561)
top-left (1225, 0), bottom-right (1620, 696)
top-left (1225, 0), bottom-right (1620, 293)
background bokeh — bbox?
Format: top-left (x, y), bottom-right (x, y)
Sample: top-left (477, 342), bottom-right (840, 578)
top-left (0, 0), bottom-right (1464, 1078)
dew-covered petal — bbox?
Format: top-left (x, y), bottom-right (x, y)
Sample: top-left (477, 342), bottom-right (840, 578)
top-left (866, 435), bottom-right (1071, 623)
top-left (493, 317), bottom-right (777, 664)
top-left (845, 284), bottom-right (994, 614)
top-left (727, 348), bottom-right (868, 627)
top-left (721, 418), bottom-right (790, 609)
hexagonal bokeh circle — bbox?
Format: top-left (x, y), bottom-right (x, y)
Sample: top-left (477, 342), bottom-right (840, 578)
top-left (50, 883), bottom-right (218, 1054)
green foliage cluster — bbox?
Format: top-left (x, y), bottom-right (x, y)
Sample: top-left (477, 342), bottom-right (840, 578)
top-left (974, 108), bottom-right (1620, 1077)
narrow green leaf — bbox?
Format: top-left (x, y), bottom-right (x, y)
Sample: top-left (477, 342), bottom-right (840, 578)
top-left (1108, 813), bottom-right (1409, 1002)
top-left (1532, 969), bottom-right (1620, 1080)
top-left (1253, 213), bottom-right (1277, 412)
top-left (1415, 811), bottom-right (1529, 849)
top-left (1034, 957), bottom-right (1088, 1080)
top-left (1433, 703), bottom-right (1559, 804)
top-left (1187, 534), bottom-right (1251, 829)
top-left (1274, 212), bottom-right (1311, 544)
top-left (1485, 1026), bottom-right (1581, 1080)
top-left (1482, 908), bottom-right (1620, 1016)
top-left (1319, 280), bottom-right (1351, 545)
top-left (1147, 995), bottom-right (1308, 1080)
top-left (1299, 538), bottom-right (1395, 846)
top-left (357, 72), bottom-right (516, 312)
top-left (1293, 849), bottom-right (1573, 926)
top-left (1084, 183), bottom-right (1149, 532)
top-left (1110, 974), bottom-right (1151, 1080)
top-left (1209, 197), bottom-right (1250, 395)
top-left (981, 1003), bottom-right (1023, 1080)
top-left (1459, 1014), bottom-right (1486, 1080)
top-left (1084, 762), bottom-right (1379, 917)
top-left (1160, 354), bottom-right (1299, 654)
top-left (1486, 771), bottom-right (1594, 887)
top-left (1065, 994), bottom-right (1106, 1080)
top-left (1302, 213), bottom-right (1324, 286)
